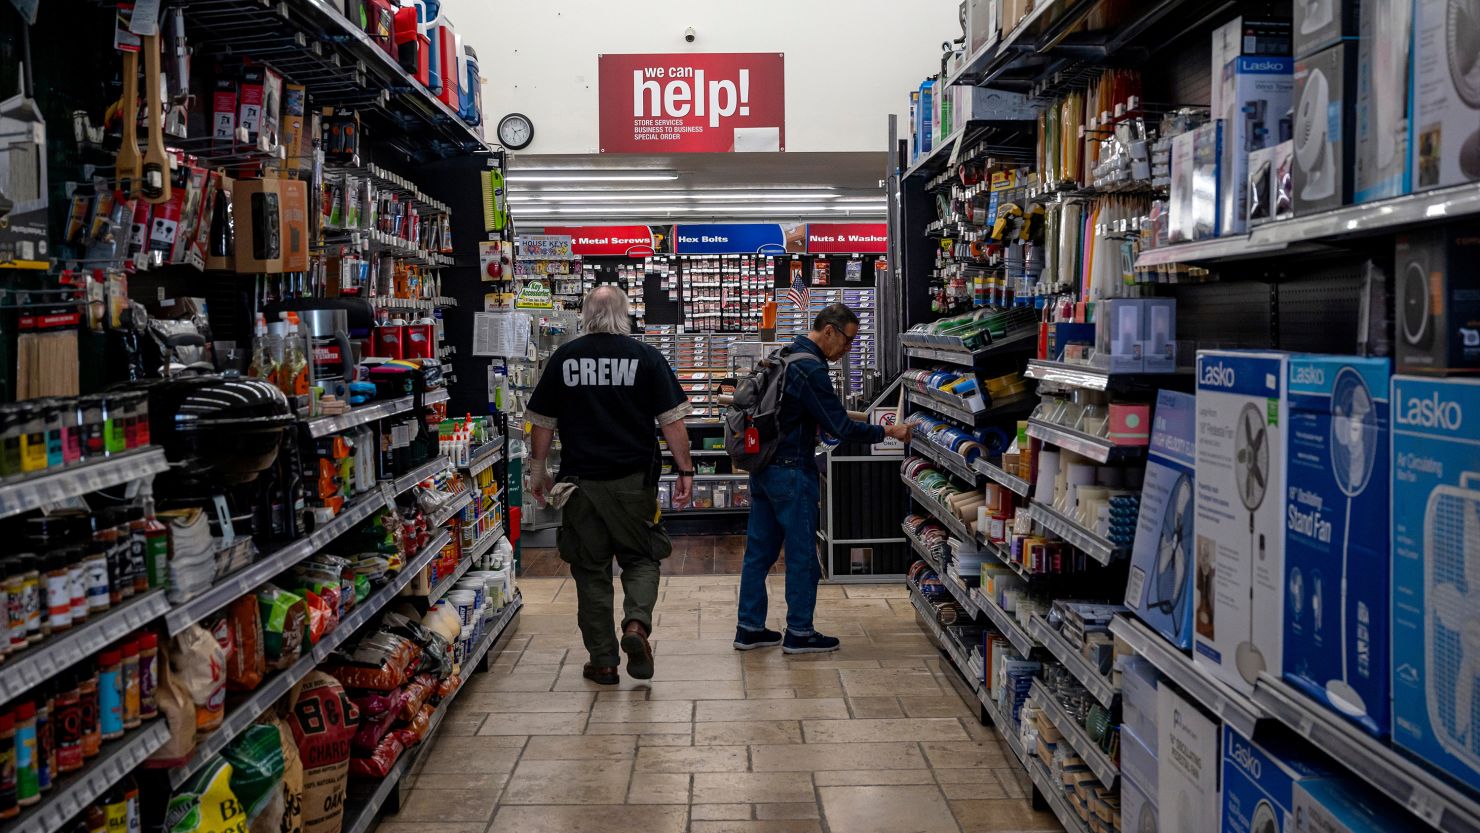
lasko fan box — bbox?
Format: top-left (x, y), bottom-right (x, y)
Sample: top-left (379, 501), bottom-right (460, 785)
top-left (1125, 390), bottom-right (1198, 648)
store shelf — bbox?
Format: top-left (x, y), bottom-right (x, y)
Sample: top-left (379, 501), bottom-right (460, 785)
top-left (903, 523), bottom-right (982, 620)
top-left (1030, 678), bottom-right (1118, 789)
top-left (0, 590), bottom-right (170, 704)
top-left (902, 475), bottom-right (977, 545)
top-left (910, 584), bottom-right (980, 692)
top-left (427, 491), bottom-right (474, 529)
top-left (1134, 181), bottom-right (1480, 268)
top-left (168, 528), bottom-right (450, 790)
top-left (975, 458), bottom-right (1033, 497)
top-left (464, 436), bottom-right (506, 476)
top-left (340, 595), bottom-right (522, 833)
top-left (465, 522), bottom-right (505, 561)
top-left (1026, 418), bottom-right (1147, 465)
top-left (908, 428), bottom-right (982, 484)
top-left (901, 328), bottom-right (1038, 367)
top-left (1027, 503), bottom-right (1124, 564)
top-left (977, 533), bottom-right (1035, 581)
top-left (1108, 614), bottom-right (1261, 736)
top-left (307, 389), bottom-right (451, 438)
top-left (980, 684), bottom-right (1030, 768)
top-left (11, 720), bottom-right (172, 833)
top-left (1024, 360), bottom-right (1185, 391)
top-left (1252, 676), bottom-right (1480, 833)
top-left (906, 387), bottom-right (990, 426)
top-left (0, 448), bottom-right (168, 520)
top-left (1029, 616), bottom-right (1118, 709)
top-left (659, 473), bottom-right (747, 482)
top-left (394, 457), bottom-right (452, 494)
top-left (1028, 758), bottom-right (1093, 833)
top-left (427, 546), bottom-right (473, 605)
top-left (974, 588), bottom-right (1037, 657)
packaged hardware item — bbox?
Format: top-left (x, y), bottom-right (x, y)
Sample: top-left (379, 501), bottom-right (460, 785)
top-left (1248, 141), bottom-right (1295, 225)
top-left (1391, 375), bottom-right (1480, 792)
top-left (1282, 356), bottom-right (1392, 737)
top-left (1293, 43), bottom-right (1359, 214)
top-left (1220, 56), bottom-right (1294, 235)
top-left (1354, 0), bottom-right (1413, 202)
top-left (1410, 0), bottom-right (1480, 191)
top-left (1194, 350), bottom-right (1289, 694)
top-left (1126, 391), bottom-right (1197, 648)
top-left (1394, 224), bottom-right (1480, 375)
top-left (1220, 725), bottom-right (1336, 833)
top-left (1158, 682), bottom-right (1219, 833)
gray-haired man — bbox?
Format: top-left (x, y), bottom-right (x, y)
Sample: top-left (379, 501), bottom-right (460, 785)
top-left (526, 286), bottom-right (695, 684)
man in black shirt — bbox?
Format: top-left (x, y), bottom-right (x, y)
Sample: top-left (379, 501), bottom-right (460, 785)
top-left (526, 286), bottom-right (694, 685)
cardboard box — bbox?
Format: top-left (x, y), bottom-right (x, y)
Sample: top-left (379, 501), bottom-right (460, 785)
top-left (1212, 16), bottom-right (1295, 115)
top-left (1221, 56), bottom-right (1294, 235)
top-left (1411, 0), bottom-right (1480, 191)
top-left (1391, 375), bottom-right (1480, 792)
top-left (1194, 350), bottom-right (1289, 694)
top-left (1143, 298), bottom-right (1177, 373)
top-left (1282, 355), bottom-right (1392, 737)
top-left (1291, 776), bottom-right (1425, 832)
top-left (1395, 224), bottom-right (1480, 375)
top-left (281, 178), bottom-right (309, 273)
top-left (1294, 0), bottom-right (1360, 59)
top-left (1220, 726), bottom-right (1337, 833)
top-left (232, 178), bottom-right (286, 273)
top-left (1248, 140), bottom-right (1295, 226)
top-left (1157, 683), bottom-right (1219, 833)
top-left (1293, 43), bottom-right (1358, 214)
top-left (1126, 391), bottom-right (1197, 648)
top-left (1168, 130), bottom-right (1198, 243)
top-left (1093, 298), bottom-right (1144, 373)
top-left (1192, 121), bottom-right (1224, 239)
top-left (1354, 0), bottom-right (1414, 202)
top-left (1121, 724), bottom-right (1157, 807)
top-left (1121, 771), bottom-right (1157, 833)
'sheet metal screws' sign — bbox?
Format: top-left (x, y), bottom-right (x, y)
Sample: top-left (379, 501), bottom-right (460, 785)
top-left (599, 53), bottom-right (785, 153)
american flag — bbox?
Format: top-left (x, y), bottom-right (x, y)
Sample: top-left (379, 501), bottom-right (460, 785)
top-left (786, 269), bottom-right (809, 311)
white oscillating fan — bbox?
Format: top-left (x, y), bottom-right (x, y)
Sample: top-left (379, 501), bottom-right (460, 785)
top-left (1138, 802), bottom-right (1157, 833)
top-left (1375, 0), bottom-right (1413, 167)
top-left (1326, 368), bottom-right (1379, 718)
top-left (1300, 0), bottom-right (1335, 34)
top-left (1296, 69), bottom-right (1335, 200)
top-left (1252, 800), bottom-right (1279, 833)
top-left (1147, 474), bottom-right (1194, 638)
top-left (1235, 402), bottom-right (1271, 684)
top-left (1449, 0), bottom-right (1480, 177)
top-left (1427, 472), bottom-right (1480, 771)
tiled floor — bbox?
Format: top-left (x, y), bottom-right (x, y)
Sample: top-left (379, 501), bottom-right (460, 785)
top-left (519, 535), bottom-right (771, 578)
top-left (394, 573), bottom-right (1063, 833)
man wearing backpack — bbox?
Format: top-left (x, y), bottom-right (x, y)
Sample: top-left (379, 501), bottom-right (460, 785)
top-left (733, 303), bottom-right (912, 654)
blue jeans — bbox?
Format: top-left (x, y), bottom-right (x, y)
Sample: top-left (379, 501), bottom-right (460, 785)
top-left (738, 464), bottom-right (822, 636)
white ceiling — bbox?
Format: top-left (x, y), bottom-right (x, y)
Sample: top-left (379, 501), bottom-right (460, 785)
top-left (507, 151), bottom-right (889, 226)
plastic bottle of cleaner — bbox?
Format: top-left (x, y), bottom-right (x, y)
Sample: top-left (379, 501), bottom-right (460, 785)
top-left (248, 313), bottom-right (278, 382)
top-left (278, 312), bottom-right (309, 398)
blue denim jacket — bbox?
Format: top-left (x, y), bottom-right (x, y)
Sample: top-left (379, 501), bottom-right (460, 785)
top-left (770, 335), bottom-right (885, 465)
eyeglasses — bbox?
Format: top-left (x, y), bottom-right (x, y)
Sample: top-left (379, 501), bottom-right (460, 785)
top-left (829, 325), bottom-right (856, 347)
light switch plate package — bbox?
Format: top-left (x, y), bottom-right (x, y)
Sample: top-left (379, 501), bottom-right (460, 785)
top-left (1293, 43), bottom-right (1358, 214)
top-left (1290, 775), bottom-right (1423, 833)
top-left (1283, 356), bottom-right (1392, 738)
top-left (1220, 725), bottom-right (1336, 833)
top-left (1221, 56), bottom-right (1294, 235)
top-left (1411, 0), bottom-right (1480, 191)
top-left (1158, 683), bottom-right (1220, 833)
top-left (1353, 0), bottom-right (1414, 203)
top-left (1391, 375), bottom-right (1480, 792)
top-left (1194, 350), bottom-right (1289, 694)
top-left (1126, 390), bottom-right (1198, 648)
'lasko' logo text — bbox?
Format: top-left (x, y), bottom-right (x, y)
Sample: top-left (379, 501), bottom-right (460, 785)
top-left (1200, 362), bottom-right (1237, 388)
top-left (1290, 365), bottom-right (1325, 386)
top-left (1396, 389), bottom-right (1463, 430)
top-left (1229, 738), bottom-right (1263, 779)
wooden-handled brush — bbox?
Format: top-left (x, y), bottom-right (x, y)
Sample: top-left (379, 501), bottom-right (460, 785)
top-left (140, 31), bottom-right (170, 204)
top-left (115, 48), bottom-right (142, 197)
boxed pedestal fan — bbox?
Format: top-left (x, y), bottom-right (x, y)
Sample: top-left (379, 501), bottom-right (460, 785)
top-left (1392, 375), bottom-right (1480, 792)
top-left (1221, 725), bottom-right (1339, 833)
top-left (1126, 390), bottom-right (1197, 648)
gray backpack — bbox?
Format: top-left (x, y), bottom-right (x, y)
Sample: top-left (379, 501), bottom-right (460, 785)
top-left (724, 348), bottom-right (821, 473)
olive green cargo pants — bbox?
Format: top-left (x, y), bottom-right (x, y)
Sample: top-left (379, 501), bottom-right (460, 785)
top-left (556, 472), bottom-right (673, 667)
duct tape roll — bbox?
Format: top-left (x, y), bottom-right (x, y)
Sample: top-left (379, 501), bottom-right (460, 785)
top-left (979, 427), bottom-right (1012, 455)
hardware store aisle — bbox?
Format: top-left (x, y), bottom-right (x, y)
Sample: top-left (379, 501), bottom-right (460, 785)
top-left (389, 574), bottom-right (1063, 833)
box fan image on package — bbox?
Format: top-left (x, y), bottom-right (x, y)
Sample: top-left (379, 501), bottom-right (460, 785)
top-left (1125, 390), bottom-right (1197, 649)
top-left (1392, 375), bottom-right (1480, 793)
top-left (1194, 351), bottom-right (1289, 694)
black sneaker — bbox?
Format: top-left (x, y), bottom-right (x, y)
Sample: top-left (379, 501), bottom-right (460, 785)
top-left (783, 631), bottom-right (841, 654)
top-left (733, 626), bottom-right (784, 650)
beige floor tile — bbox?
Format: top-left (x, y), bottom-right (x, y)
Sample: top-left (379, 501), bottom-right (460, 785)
top-left (394, 788), bottom-right (500, 822)
top-left (590, 699), bottom-right (695, 722)
top-left (847, 696), bottom-right (905, 718)
top-left (696, 698), bottom-right (849, 722)
top-left (375, 824), bottom-right (488, 833)
top-left (482, 668), bottom-right (560, 692)
top-left (934, 767), bottom-right (1015, 800)
top-left (478, 712), bottom-right (589, 736)
top-left (812, 770), bottom-right (938, 786)
top-left (650, 655), bottom-right (744, 681)
top-left (648, 638), bottom-right (740, 655)
top-left (692, 803), bottom-right (752, 820)
top-left (640, 731), bottom-right (696, 746)
top-left (689, 823), bottom-right (823, 833)
top-left (801, 717), bottom-right (969, 743)
top-left (751, 741), bottom-right (926, 772)
top-left (522, 734), bottom-right (637, 760)
top-left (487, 804), bottom-right (688, 833)
top-left (694, 721), bottom-right (804, 746)
top-left (597, 689), bottom-right (652, 701)
top-left (692, 772), bottom-right (817, 804)
top-left (920, 741), bottom-right (1013, 769)
top-left (950, 799), bottom-right (1062, 832)
top-left (843, 586), bottom-right (908, 599)
top-left (628, 772), bottom-right (692, 804)
top-left (458, 690), bottom-right (595, 712)
top-left (741, 667), bottom-right (841, 688)
top-left (755, 803), bottom-right (820, 820)
top-left (742, 688), bottom-right (802, 700)
top-left (839, 668), bottom-right (946, 696)
top-left (435, 711), bottom-right (487, 735)
top-left (647, 680), bottom-right (749, 700)
top-left (637, 745), bottom-right (749, 772)
top-left (416, 737), bottom-right (524, 773)
top-left (899, 695), bottom-right (973, 718)
top-left (405, 770), bottom-right (510, 791)
top-left (501, 758), bottom-right (633, 804)
top-left (585, 720), bottom-right (694, 737)
top-left (818, 785), bottom-right (961, 833)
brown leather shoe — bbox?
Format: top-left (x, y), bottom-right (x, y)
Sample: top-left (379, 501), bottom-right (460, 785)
top-left (620, 620), bottom-right (655, 680)
top-left (582, 663), bottom-right (619, 685)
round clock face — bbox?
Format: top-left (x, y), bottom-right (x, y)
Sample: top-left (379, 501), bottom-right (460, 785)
top-left (499, 113), bottom-right (534, 149)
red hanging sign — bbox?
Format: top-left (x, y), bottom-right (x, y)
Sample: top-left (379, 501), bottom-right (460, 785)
top-left (598, 53), bottom-right (786, 153)
top-left (544, 226), bottom-right (658, 256)
top-left (805, 223), bottom-right (889, 254)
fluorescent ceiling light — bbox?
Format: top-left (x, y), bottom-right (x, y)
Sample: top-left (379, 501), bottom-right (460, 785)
top-left (508, 192), bottom-right (847, 203)
top-left (506, 174), bottom-right (680, 183)
top-left (512, 204), bottom-right (884, 216)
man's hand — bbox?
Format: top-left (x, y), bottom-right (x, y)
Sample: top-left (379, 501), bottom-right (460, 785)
top-left (527, 458), bottom-right (555, 507)
top-left (673, 474), bottom-right (694, 508)
top-left (885, 423), bottom-right (912, 443)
